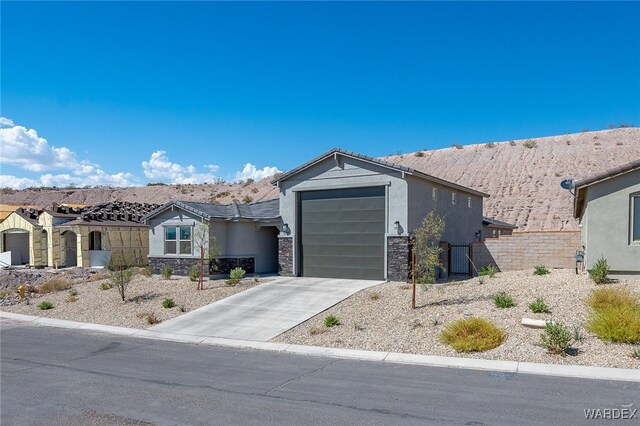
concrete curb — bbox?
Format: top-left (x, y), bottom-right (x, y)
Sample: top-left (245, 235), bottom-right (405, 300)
top-left (2, 311), bottom-right (639, 383)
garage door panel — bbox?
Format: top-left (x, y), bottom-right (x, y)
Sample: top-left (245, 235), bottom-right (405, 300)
top-left (300, 187), bottom-right (385, 280)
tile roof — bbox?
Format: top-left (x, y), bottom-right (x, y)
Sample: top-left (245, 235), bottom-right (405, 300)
top-left (574, 158), bottom-right (640, 189)
top-left (271, 148), bottom-right (489, 197)
top-left (482, 216), bottom-right (518, 229)
top-left (143, 199), bottom-right (280, 222)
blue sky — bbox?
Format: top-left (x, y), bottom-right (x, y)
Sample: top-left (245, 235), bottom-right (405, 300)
top-left (1, 1), bottom-right (639, 189)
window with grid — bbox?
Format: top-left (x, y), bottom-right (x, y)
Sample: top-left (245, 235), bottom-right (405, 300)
top-left (164, 226), bottom-right (192, 255)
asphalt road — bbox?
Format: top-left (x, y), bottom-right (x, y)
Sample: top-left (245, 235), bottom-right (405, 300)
top-left (1, 319), bottom-right (638, 426)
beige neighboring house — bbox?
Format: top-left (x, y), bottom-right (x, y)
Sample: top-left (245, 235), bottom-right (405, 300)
top-left (573, 159), bottom-right (640, 279)
top-left (0, 202), bottom-right (159, 268)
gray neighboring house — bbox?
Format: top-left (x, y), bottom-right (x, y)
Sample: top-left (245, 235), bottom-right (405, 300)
top-left (482, 216), bottom-right (518, 239)
top-left (573, 159), bottom-right (640, 279)
top-left (143, 199), bottom-right (281, 276)
top-left (272, 148), bottom-right (489, 281)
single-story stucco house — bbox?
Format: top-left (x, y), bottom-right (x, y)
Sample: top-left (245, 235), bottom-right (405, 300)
top-left (145, 148), bottom-right (489, 282)
top-left (0, 202), bottom-right (158, 268)
top-left (573, 158), bottom-right (640, 279)
top-left (143, 200), bottom-right (281, 276)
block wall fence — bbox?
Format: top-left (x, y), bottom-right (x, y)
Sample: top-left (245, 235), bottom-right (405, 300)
top-left (470, 231), bottom-right (581, 273)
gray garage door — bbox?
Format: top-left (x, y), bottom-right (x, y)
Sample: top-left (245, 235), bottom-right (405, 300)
top-left (299, 187), bottom-right (385, 280)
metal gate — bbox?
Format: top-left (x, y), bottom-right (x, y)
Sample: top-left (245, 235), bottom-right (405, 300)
top-left (448, 244), bottom-right (470, 276)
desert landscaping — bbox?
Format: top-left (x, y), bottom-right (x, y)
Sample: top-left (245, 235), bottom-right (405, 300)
top-left (274, 269), bottom-right (640, 369)
top-left (0, 268), bottom-right (265, 329)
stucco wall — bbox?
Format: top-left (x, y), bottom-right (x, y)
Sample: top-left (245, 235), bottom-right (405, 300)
top-left (147, 207), bottom-right (279, 274)
top-left (406, 175), bottom-right (483, 245)
top-left (470, 231), bottom-right (581, 272)
top-left (581, 169), bottom-right (640, 277)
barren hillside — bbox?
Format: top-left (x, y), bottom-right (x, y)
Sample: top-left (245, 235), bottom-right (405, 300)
top-left (386, 128), bottom-right (640, 231)
top-left (1, 128), bottom-right (638, 231)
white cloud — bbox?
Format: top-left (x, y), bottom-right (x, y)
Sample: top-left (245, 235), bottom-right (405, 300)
top-left (0, 117), bottom-right (15, 127)
top-left (234, 163), bottom-right (282, 182)
top-left (0, 119), bottom-right (137, 189)
top-left (141, 151), bottom-right (220, 184)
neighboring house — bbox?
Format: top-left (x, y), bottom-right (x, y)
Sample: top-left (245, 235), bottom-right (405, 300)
top-left (482, 216), bottom-right (518, 239)
top-left (143, 199), bottom-right (281, 276)
top-left (573, 159), bottom-right (640, 279)
top-left (272, 148), bottom-right (489, 281)
top-left (0, 202), bottom-right (158, 268)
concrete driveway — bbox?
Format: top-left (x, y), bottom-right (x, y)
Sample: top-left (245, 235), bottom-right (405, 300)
top-left (150, 277), bottom-right (382, 341)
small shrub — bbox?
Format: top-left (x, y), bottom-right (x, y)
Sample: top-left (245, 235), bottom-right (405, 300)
top-left (587, 287), bottom-right (637, 311)
top-left (38, 300), bottom-right (54, 310)
top-left (253, 274), bottom-right (260, 283)
top-left (161, 265), bottom-right (172, 280)
top-left (179, 305), bottom-right (186, 313)
top-left (589, 258), bottom-right (610, 284)
top-left (100, 282), bottom-right (113, 290)
top-left (440, 318), bottom-right (505, 352)
top-left (494, 292), bottom-right (515, 308)
top-left (369, 292), bottom-right (381, 301)
top-left (451, 144), bottom-right (464, 149)
top-left (431, 316), bottom-right (440, 326)
top-left (399, 284), bottom-right (412, 290)
top-left (309, 327), bottom-right (329, 336)
top-left (137, 267), bottom-right (152, 277)
top-left (529, 297), bottom-right (551, 314)
top-left (411, 319), bottom-right (423, 329)
top-left (68, 289), bottom-right (78, 297)
top-left (573, 325), bottom-right (585, 343)
top-left (414, 151), bottom-right (425, 157)
top-left (225, 278), bottom-right (239, 285)
top-left (162, 298), bottom-right (175, 309)
top-left (324, 315), bottom-right (340, 327)
top-left (189, 266), bottom-right (199, 282)
top-left (540, 321), bottom-right (572, 355)
top-left (136, 312), bottom-right (161, 325)
top-left (242, 195), bottom-right (253, 203)
top-left (251, 187), bottom-right (259, 194)
top-left (523, 139), bottom-right (537, 149)
top-left (533, 265), bottom-right (549, 276)
top-left (230, 267), bottom-right (246, 281)
top-left (0, 290), bottom-right (9, 298)
top-left (67, 296), bottom-right (78, 303)
top-left (485, 142), bottom-right (496, 148)
top-left (353, 323), bottom-right (364, 331)
top-left (586, 304), bottom-right (640, 344)
top-left (478, 264), bottom-right (498, 278)
top-left (38, 278), bottom-right (72, 294)
top-left (509, 141), bottom-right (516, 146)
top-left (632, 347), bottom-right (640, 359)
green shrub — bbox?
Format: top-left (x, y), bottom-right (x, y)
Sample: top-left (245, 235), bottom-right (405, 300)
top-left (529, 297), bottom-right (550, 314)
top-left (162, 298), bottom-right (175, 309)
top-left (586, 304), bottom-right (640, 344)
top-left (440, 318), bottom-right (505, 352)
top-left (230, 267), bottom-right (246, 281)
top-left (589, 258), bottom-right (610, 284)
top-left (100, 282), bottom-right (113, 290)
top-left (161, 265), bottom-right (172, 280)
top-left (540, 321), bottom-right (572, 355)
top-left (38, 278), bottom-right (72, 294)
top-left (586, 287), bottom-right (640, 344)
top-left (68, 289), bottom-right (78, 297)
top-left (633, 347), bottom-right (640, 359)
top-left (493, 292), bottom-right (515, 308)
top-left (324, 315), bottom-right (341, 327)
top-left (189, 266), bottom-right (199, 282)
top-left (38, 300), bottom-right (54, 310)
top-left (533, 265), bottom-right (549, 275)
top-left (67, 295), bottom-right (78, 303)
top-left (478, 264), bottom-right (498, 278)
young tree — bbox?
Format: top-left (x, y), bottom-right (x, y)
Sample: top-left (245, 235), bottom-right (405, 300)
top-left (192, 222), bottom-right (218, 290)
top-left (109, 255), bottom-right (134, 302)
top-left (412, 211), bottom-right (446, 285)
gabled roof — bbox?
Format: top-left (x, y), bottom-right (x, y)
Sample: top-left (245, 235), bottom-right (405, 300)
top-left (573, 158), bottom-right (640, 218)
top-left (142, 199), bottom-right (280, 222)
top-left (482, 216), bottom-right (518, 229)
top-left (271, 148), bottom-right (489, 198)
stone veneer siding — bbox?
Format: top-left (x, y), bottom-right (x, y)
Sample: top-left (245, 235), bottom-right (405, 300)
top-left (278, 236), bottom-right (293, 276)
top-left (150, 256), bottom-right (255, 276)
top-left (387, 236), bottom-right (410, 282)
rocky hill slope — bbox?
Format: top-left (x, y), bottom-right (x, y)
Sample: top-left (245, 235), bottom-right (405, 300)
top-left (1, 128), bottom-right (638, 231)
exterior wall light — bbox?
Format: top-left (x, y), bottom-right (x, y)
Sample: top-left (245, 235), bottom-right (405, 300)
top-left (393, 221), bottom-right (400, 232)
top-left (282, 223), bottom-right (290, 234)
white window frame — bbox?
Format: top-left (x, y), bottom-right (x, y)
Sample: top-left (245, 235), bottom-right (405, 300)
top-left (632, 194), bottom-right (640, 243)
top-left (451, 192), bottom-right (457, 205)
top-left (432, 187), bottom-right (437, 201)
top-left (164, 225), bottom-right (193, 255)
top-left (467, 196), bottom-right (472, 209)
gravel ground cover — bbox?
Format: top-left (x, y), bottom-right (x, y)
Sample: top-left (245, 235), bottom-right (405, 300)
top-left (1, 270), bottom-right (265, 329)
top-left (274, 269), bottom-right (640, 369)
